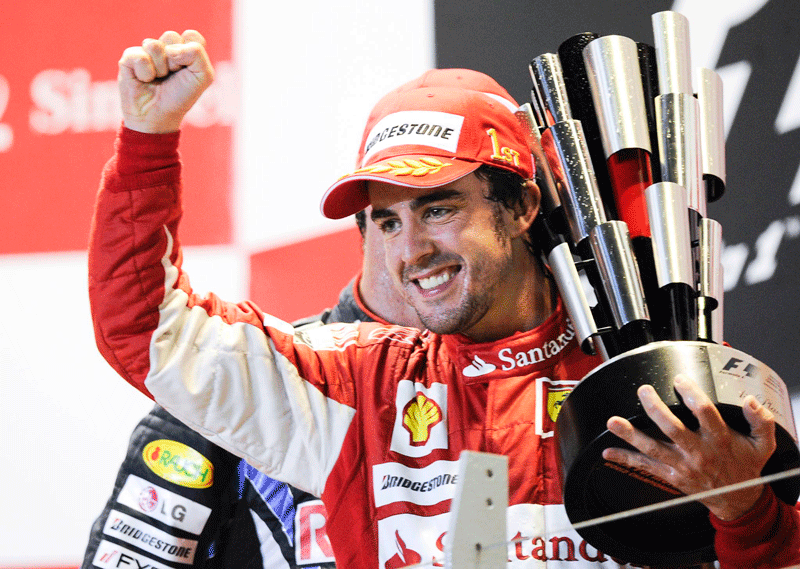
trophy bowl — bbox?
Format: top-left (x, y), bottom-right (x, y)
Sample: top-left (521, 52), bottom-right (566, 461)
top-left (557, 341), bottom-right (800, 566)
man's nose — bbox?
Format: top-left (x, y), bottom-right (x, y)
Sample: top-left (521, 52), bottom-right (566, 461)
top-left (399, 220), bottom-right (436, 267)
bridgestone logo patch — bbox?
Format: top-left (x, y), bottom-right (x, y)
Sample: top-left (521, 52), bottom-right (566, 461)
top-left (373, 460), bottom-right (459, 507)
top-left (362, 111), bottom-right (464, 163)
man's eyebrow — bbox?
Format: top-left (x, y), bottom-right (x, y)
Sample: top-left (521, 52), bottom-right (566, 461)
top-left (409, 189), bottom-right (463, 211)
top-left (370, 208), bottom-right (394, 221)
top-left (370, 189), bottom-right (464, 221)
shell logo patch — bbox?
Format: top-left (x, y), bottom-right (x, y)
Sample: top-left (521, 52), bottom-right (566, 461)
top-left (142, 439), bottom-right (214, 489)
top-left (390, 380), bottom-right (448, 458)
top-left (402, 393), bottom-right (443, 446)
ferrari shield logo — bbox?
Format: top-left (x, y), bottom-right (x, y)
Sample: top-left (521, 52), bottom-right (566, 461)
top-left (547, 389), bottom-right (570, 423)
top-left (535, 377), bottom-right (579, 436)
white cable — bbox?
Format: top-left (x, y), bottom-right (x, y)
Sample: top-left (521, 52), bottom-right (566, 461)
top-left (400, 467), bottom-right (800, 569)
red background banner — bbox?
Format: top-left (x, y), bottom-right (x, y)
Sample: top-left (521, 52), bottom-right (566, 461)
top-left (0, 0), bottom-right (233, 254)
top-left (250, 226), bottom-right (363, 322)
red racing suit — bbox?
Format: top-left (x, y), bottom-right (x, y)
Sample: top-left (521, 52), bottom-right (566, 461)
top-left (88, 127), bottom-right (800, 569)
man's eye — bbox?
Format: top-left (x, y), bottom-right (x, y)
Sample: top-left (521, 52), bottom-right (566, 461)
top-left (379, 219), bottom-right (400, 233)
top-left (426, 207), bottom-right (450, 219)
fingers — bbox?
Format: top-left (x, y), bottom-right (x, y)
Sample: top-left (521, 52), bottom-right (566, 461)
top-left (164, 41), bottom-right (213, 77)
top-left (142, 39), bottom-right (169, 78)
top-left (181, 29), bottom-right (206, 46)
top-left (602, 417), bottom-right (680, 487)
top-left (743, 395), bottom-right (777, 456)
top-left (672, 374), bottom-right (727, 437)
top-left (158, 30), bottom-right (183, 44)
top-left (118, 46), bottom-right (154, 83)
top-left (636, 382), bottom-right (694, 447)
top-left (119, 31), bottom-right (210, 82)
top-left (604, 415), bottom-right (680, 468)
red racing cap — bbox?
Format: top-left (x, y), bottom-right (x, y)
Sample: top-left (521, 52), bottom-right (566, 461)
top-left (320, 69), bottom-right (535, 219)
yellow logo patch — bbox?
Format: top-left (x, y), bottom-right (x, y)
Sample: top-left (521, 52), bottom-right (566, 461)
top-left (142, 439), bottom-right (214, 489)
top-left (402, 393), bottom-right (443, 446)
top-left (547, 390), bottom-right (570, 423)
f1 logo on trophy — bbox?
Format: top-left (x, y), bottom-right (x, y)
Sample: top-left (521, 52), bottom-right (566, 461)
top-left (518, 10), bottom-right (800, 566)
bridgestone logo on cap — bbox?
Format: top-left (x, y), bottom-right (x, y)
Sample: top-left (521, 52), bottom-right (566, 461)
top-left (362, 111), bottom-right (464, 164)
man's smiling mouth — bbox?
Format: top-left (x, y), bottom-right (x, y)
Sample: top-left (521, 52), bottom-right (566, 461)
top-left (416, 268), bottom-right (459, 290)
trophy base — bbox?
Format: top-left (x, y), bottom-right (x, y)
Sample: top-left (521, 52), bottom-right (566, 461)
top-left (557, 341), bottom-right (800, 566)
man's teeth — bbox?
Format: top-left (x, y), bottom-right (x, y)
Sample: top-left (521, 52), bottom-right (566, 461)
top-left (417, 271), bottom-right (453, 290)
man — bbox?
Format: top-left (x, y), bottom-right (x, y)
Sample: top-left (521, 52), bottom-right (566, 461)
top-left (88, 30), bottom-right (799, 568)
top-left (82, 208), bottom-right (422, 569)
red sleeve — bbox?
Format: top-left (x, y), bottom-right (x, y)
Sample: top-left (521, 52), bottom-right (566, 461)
top-left (88, 126), bottom-right (184, 396)
top-left (712, 486), bottom-right (800, 568)
top-left (102, 126), bottom-right (181, 191)
top-left (88, 125), bottom-right (360, 497)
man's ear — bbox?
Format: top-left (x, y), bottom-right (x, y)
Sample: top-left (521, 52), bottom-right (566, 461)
top-left (510, 180), bottom-right (541, 237)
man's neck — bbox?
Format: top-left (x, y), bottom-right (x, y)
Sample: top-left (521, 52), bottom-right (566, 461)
top-left (460, 245), bottom-right (557, 343)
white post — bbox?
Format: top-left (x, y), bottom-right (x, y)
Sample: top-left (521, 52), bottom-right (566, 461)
top-left (445, 451), bottom-right (509, 569)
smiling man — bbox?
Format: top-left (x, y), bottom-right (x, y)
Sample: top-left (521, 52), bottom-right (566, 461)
top-left (367, 176), bottom-right (548, 340)
top-left (89, 30), bottom-right (800, 568)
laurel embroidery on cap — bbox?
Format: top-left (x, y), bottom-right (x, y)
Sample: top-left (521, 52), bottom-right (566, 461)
top-left (355, 157), bottom-right (452, 177)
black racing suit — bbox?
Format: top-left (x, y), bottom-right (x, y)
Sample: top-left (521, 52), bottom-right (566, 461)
top-left (81, 280), bottom-right (368, 569)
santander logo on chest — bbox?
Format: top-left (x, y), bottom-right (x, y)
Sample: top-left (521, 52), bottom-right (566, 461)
top-left (387, 318), bottom-right (580, 458)
top-left (460, 319), bottom-right (577, 381)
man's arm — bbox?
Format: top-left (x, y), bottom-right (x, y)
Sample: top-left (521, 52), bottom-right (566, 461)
top-left (89, 33), bottom-right (358, 499)
top-left (603, 374), bottom-right (800, 568)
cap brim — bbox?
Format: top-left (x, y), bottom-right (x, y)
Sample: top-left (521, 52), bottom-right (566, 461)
top-left (320, 155), bottom-right (481, 219)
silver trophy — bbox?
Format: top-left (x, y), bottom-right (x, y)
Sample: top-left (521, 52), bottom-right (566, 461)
top-left (526, 11), bottom-right (800, 566)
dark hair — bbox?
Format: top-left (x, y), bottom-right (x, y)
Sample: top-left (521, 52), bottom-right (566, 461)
top-left (474, 164), bottom-right (529, 212)
top-left (475, 164), bottom-right (542, 253)
top-left (355, 209), bottom-right (367, 237)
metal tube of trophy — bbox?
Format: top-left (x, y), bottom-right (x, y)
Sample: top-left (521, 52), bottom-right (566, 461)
top-left (529, 54), bottom-right (607, 252)
top-left (589, 221), bottom-right (652, 351)
top-left (582, 35), bottom-right (681, 340)
top-left (583, 35), bottom-right (654, 241)
top-left (530, 54), bottom-right (615, 352)
top-left (652, 11), bottom-right (707, 218)
top-left (652, 10), bottom-right (705, 340)
top-left (516, 103), bottom-right (602, 356)
top-left (515, 103), bottom-right (565, 232)
top-left (652, 10), bottom-right (692, 94)
top-left (645, 181), bottom-right (697, 340)
top-left (695, 67), bottom-right (726, 342)
top-left (531, 52), bottom-right (655, 353)
top-left (558, 32), bottom-right (618, 219)
top-left (534, 214), bottom-right (603, 357)
top-left (695, 68), bottom-right (727, 203)
top-left (697, 217), bottom-right (724, 343)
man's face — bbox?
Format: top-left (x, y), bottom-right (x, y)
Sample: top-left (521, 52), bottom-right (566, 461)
top-left (368, 173), bottom-right (520, 338)
top-left (360, 206), bottom-right (425, 329)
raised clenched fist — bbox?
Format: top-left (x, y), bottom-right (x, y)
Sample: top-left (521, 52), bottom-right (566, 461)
top-left (117, 30), bottom-right (214, 133)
